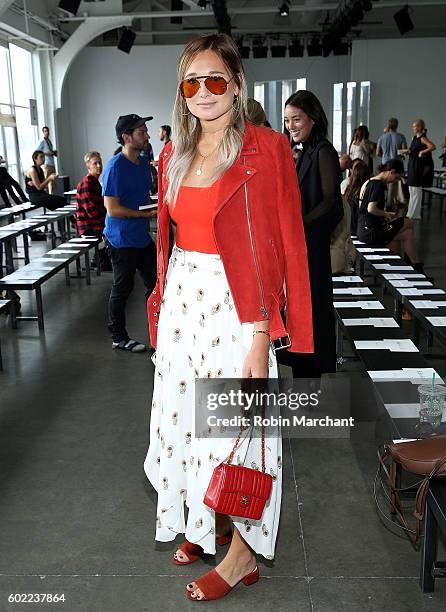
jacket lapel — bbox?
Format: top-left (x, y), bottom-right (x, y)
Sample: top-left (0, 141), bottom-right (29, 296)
top-left (297, 143), bottom-right (315, 186)
top-left (213, 123), bottom-right (258, 216)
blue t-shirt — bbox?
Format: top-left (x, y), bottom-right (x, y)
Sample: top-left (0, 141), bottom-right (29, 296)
top-left (377, 131), bottom-right (407, 164)
top-left (102, 152), bottom-right (152, 248)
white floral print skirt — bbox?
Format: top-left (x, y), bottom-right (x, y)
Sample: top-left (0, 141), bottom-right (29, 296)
top-left (144, 246), bottom-right (282, 560)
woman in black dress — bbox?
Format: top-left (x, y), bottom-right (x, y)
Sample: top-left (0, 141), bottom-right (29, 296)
top-left (25, 150), bottom-right (66, 210)
top-left (357, 159), bottom-right (422, 270)
top-left (404, 119), bottom-right (435, 220)
top-left (282, 90), bottom-right (344, 378)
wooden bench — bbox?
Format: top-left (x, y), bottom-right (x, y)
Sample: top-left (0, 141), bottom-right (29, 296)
top-left (422, 187), bottom-right (446, 218)
top-left (0, 251), bottom-right (84, 329)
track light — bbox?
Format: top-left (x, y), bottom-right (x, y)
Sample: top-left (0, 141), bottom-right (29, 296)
top-left (197, 0), bottom-right (207, 8)
top-left (279, 2), bottom-right (289, 17)
top-left (307, 37), bottom-right (322, 56)
top-left (289, 40), bottom-right (304, 58)
top-left (117, 28), bottom-right (136, 54)
top-left (236, 39), bottom-right (250, 59)
top-left (271, 41), bottom-right (287, 57)
top-left (393, 5), bottom-right (414, 35)
top-left (252, 38), bottom-right (268, 59)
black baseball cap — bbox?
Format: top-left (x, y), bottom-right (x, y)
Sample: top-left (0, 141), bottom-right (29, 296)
top-left (115, 114), bottom-right (153, 140)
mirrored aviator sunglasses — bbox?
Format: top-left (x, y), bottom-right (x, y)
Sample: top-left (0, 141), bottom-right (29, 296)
top-left (179, 75), bottom-right (233, 98)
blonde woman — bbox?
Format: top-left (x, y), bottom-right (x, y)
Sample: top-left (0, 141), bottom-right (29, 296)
top-left (144, 33), bottom-right (313, 602)
top-left (403, 119), bottom-right (436, 219)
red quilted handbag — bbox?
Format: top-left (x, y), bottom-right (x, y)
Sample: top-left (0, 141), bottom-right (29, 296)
top-left (203, 423), bottom-right (273, 521)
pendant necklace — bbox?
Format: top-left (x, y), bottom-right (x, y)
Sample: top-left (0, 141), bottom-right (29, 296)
top-left (196, 142), bottom-right (220, 176)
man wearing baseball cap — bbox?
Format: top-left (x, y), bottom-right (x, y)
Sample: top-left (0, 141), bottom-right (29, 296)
top-left (102, 114), bottom-right (157, 353)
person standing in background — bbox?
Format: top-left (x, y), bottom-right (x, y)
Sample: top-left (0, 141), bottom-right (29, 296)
top-left (0, 155), bottom-right (27, 207)
top-left (283, 90), bottom-right (343, 378)
top-left (376, 118), bottom-right (407, 209)
top-left (349, 126), bottom-right (374, 172)
top-left (159, 125), bottom-right (172, 145)
top-left (37, 126), bottom-right (57, 195)
top-left (75, 151), bottom-right (112, 271)
top-left (376, 118), bottom-right (407, 165)
top-left (102, 114), bottom-right (157, 353)
top-left (403, 119), bottom-right (436, 220)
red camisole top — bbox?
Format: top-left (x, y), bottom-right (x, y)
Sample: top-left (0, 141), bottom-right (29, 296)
top-left (168, 181), bottom-right (220, 254)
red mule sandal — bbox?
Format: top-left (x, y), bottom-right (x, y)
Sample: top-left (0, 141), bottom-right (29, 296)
top-left (186, 565), bottom-right (260, 601)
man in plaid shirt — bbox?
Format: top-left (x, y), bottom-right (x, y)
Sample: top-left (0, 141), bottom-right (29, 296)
top-left (76, 151), bottom-right (106, 235)
top-left (76, 151), bottom-right (111, 270)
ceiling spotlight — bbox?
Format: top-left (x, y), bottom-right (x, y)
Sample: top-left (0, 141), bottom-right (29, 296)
top-left (197, 0), bottom-right (207, 8)
top-left (271, 41), bottom-right (287, 57)
top-left (279, 3), bottom-right (289, 17)
top-left (307, 36), bottom-right (322, 56)
top-left (236, 38), bottom-right (250, 59)
top-left (252, 38), bottom-right (268, 59)
top-left (289, 40), bottom-right (304, 57)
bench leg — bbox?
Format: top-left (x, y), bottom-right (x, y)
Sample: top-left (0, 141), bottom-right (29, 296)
top-left (95, 245), bottom-right (101, 276)
top-left (23, 233), bottom-right (29, 265)
top-left (420, 499), bottom-right (437, 592)
top-left (35, 286), bottom-right (44, 330)
top-left (85, 252), bottom-right (91, 286)
top-left (394, 298), bottom-right (403, 325)
top-left (0, 336), bottom-right (3, 371)
top-left (65, 265), bottom-right (71, 286)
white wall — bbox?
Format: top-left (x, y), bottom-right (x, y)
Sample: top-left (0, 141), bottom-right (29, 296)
top-left (57, 37), bottom-right (446, 184)
top-left (58, 45), bottom-right (182, 183)
top-left (350, 37), bottom-right (446, 153)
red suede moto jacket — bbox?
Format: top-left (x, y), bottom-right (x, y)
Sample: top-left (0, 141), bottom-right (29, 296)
top-left (147, 122), bottom-right (313, 354)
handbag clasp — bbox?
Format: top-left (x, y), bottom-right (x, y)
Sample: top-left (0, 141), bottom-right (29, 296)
top-left (240, 495), bottom-right (250, 507)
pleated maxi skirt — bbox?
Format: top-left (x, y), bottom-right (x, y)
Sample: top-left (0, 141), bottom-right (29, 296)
top-left (144, 246), bottom-right (282, 560)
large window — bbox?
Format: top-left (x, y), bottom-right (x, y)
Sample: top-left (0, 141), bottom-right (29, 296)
top-left (255, 77), bottom-right (307, 131)
top-left (0, 43), bottom-right (41, 184)
top-left (332, 83), bottom-right (344, 154)
top-left (333, 80), bottom-right (371, 154)
top-left (358, 81), bottom-right (371, 128)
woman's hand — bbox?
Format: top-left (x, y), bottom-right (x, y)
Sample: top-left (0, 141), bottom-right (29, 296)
top-left (242, 333), bottom-right (270, 378)
top-left (384, 211), bottom-right (396, 221)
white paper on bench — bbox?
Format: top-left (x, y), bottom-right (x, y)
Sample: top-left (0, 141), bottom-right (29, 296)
top-left (373, 264), bottom-right (414, 270)
top-left (334, 300), bottom-right (384, 309)
top-left (388, 280), bottom-right (432, 287)
top-left (70, 238), bottom-right (97, 242)
top-left (363, 254), bottom-right (400, 260)
top-left (354, 339), bottom-right (418, 352)
top-left (368, 367), bottom-right (443, 382)
top-left (426, 317), bottom-right (446, 326)
top-left (357, 247), bottom-right (390, 252)
top-left (399, 288), bottom-right (445, 296)
top-left (333, 287), bottom-right (373, 295)
top-left (332, 276), bottom-right (363, 282)
top-left (383, 273), bottom-right (425, 280)
top-left (6, 270), bottom-right (53, 279)
top-left (34, 257), bottom-right (69, 262)
top-left (409, 300), bottom-right (446, 309)
top-left (342, 317), bottom-right (399, 327)
top-left (385, 404), bottom-right (420, 418)
top-left (47, 249), bottom-right (78, 255)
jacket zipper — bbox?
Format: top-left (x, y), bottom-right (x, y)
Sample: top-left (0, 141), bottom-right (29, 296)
top-left (243, 157), bottom-right (268, 319)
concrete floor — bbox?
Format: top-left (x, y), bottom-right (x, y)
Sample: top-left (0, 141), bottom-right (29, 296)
top-left (0, 203), bottom-right (445, 612)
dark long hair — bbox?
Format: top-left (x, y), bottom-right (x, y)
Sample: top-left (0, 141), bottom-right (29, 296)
top-left (345, 159), bottom-right (371, 201)
top-left (284, 90), bottom-right (328, 147)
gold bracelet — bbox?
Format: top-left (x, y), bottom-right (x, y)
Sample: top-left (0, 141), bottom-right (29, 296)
top-left (252, 330), bottom-right (269, 337)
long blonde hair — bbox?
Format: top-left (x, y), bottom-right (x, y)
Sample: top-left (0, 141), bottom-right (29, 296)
top-left (166, 33), bottom-right (248, 204)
